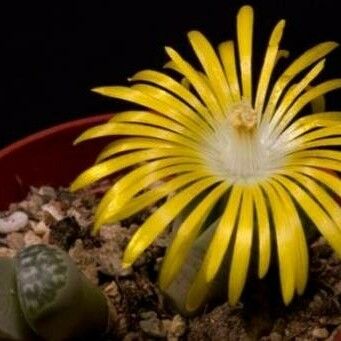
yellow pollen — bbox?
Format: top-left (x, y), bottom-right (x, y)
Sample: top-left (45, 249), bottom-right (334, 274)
top-left (228, 101), bottom-right (257, 130)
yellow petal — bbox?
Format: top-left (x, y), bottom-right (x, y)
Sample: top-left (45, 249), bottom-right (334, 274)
top-left (237, 5), bottom-right (254, 100)
top-left (276, 112), bottom-right (341, 145)
top-left (266, 59), bottom-right (325, 134)
top-left (251, 185), bottom-right (271, 278)
top-left (92, 86), bottom-right (209, 136)
top-left (263, 41), bottom-right (338, 123)
top-left (218, 40), bottom-right (241, 102)
top-left (74, 122), bottom-right (200, 149)
top-left (255, 20), bottom-right (285, 117)
top-left (282, 125), bottom-right (341, 154)
top-left (273, 175), bottom-right (341, 258)
top-left (130, 70), bottom-right (214, 127)
top-left (271, 179), bottom-right (308, 295)
top-left (285, 157), bottom-right (341, 172)
top-left (261, 180), bottom-right (295, 305)
top-left (96, 170), bottom-right (214, 230)
top-left (96, 137), bottom-right (174, 163)
top-left (159, 181), bottom-right (229, 290)
top-left (279, 169), bottom-right (341, 230)
top-left (131, 84), bottom-right (211, 135)
top-left (122, 176), bottom-right (222, 267)
top-left (96, 163), bottom-right (208, 225)
top-left (310, 94), bottom-right (326, 113)
top-left (165, 47), bottom-right (224, 122)
top-left (272, 79), bottom-right (341, 139)
top-left (94, 156), bottom-right (203, 219)
top-left (228, 188), bottom-right (254, 305)
top-left (204, 185), bottom-right (243, 281)
top-left (71, 147), bottom-right (199, 191)
top-left (188, 30), bottom-right (233, 110)
top-left (109, 110), bottom-right (202, 140)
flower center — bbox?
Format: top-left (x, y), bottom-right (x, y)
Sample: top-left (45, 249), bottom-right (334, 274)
top-left (202, 102), bottom-right (279, 182)
top-left (227, 101), bottom-right (257, 131)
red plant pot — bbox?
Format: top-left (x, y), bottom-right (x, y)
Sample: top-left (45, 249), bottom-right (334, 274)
top-left (0, 114), bottom-right (112, 210)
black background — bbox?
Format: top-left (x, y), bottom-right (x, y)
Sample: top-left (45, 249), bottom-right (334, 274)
top-left (1, 0), bottom-right (341, 147)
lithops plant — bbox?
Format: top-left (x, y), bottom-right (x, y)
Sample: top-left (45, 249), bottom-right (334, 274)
top-left (72, 5), bottom-right (341, 313)
top-left (0, 244), bottom-right (109, 340)
top-left (0, 258), bottom-right (36, 340)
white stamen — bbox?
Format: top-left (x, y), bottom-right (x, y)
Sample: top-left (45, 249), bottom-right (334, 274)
top-left (201, 102), bottom-right (283, 182)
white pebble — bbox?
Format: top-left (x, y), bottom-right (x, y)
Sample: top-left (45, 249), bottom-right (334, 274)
top-left (0, 211), bottom-right (29, 234)
top-left (41, 202), bottom-right (65, 221)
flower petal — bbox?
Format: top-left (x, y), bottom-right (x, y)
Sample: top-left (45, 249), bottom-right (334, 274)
top-left (255, 20), bottom-right (285, 117)
top-left (278, 169), bottom-right (341, 231)
top-left (263, 41), bottom-right (338, 122)
top-left (275, 112), bottom-right (341, 146)
top-left (74, 122), bottom-right (200, 149)
top-left (273, 175), bottom-right (341, 259)
top-left (271, 179), bottom-right (308, 295)
top-left (94, 157), bottom-right (203, 217)
top-left (251, 185), bottom-right (271, 278)
top-left (165, 47), bottom-right (224, 121)
top-left (71, 147), bottom-right (200, 191)
top-left (204, 185), bottom-right (243, 281)
top-left (130, 70), bottom-right (214, 127)
top-left (271, 79), bottom-right (341, 139)
top-left (188, 30), bottom-right (233, 110)
top-left (109, 110), bottom-right (203, 140)
top-left (237, 5), bottom-right (254, 100)
top-left (96, 163), bottom-right (208, 226)
top-left (131, 84), bottom-right (212, 134)
top-left (159, 181), bottom-right (229, 290)
top-left (261, 180), bottom-right (295, 305)
top-left (228, 189), bottom-right (254, 305)
top-left (122, 176), bottom-right (223, 267)
top-left (96, 137), bottom-right (175, 163)
top-left (218, 40), bottom-right (241, 102)
top-left (92, 86), bottom-right (209, 136)
top-left (265, 59), bottom-right (325, 135)
top-left (96, 171), bottom-right (214, 230)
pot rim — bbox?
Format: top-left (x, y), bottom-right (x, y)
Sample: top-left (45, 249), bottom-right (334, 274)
top-left (0, 113), bottom-right (112, 158)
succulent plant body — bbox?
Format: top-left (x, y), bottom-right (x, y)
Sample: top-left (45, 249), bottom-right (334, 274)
top-left (0, 244), bottom-right (108, 340)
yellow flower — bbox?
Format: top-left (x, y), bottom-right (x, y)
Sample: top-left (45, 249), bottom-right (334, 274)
top-left (71, 5), bottom-right (341, 311)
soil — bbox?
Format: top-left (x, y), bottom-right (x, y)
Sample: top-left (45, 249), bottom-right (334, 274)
top-left (1, 181), bottom-right (341, 341)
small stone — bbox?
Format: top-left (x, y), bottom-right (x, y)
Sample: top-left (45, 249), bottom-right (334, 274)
top-left (98, 241), bottom-right (132, 277)
top-left (140, 311), bottom-right (157, 320)
top-left (41, 201), bottom-right (65, 221)
top-left (312, 328), bottom-right (329, 339)
top-left (6, 232), bottom-right (25, 250)
top-left (99, 224), bottom-right (130, 247)
top-left (31, 220), bottom-right (49, 236)
top-left (104, 281), bottom-right (121, 304)
top-left (0, 211), bottom-right (28, 233)
top-left (0, 247), bottom-right (16, 257)
top-left (269, 332), bottom-right (283, 341)
top-left (67, 207), bottom-right (92, 228)
top-left (164, 314), bottom-right (186, 339)
top-left (38, 186), bottom-right (57, 199)
top-left (139, 315), bottom-right (166, 338)
top-left (24, 230), bottom-right (42, 246)
top-left (69, 240), bottom-right (99, 285)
